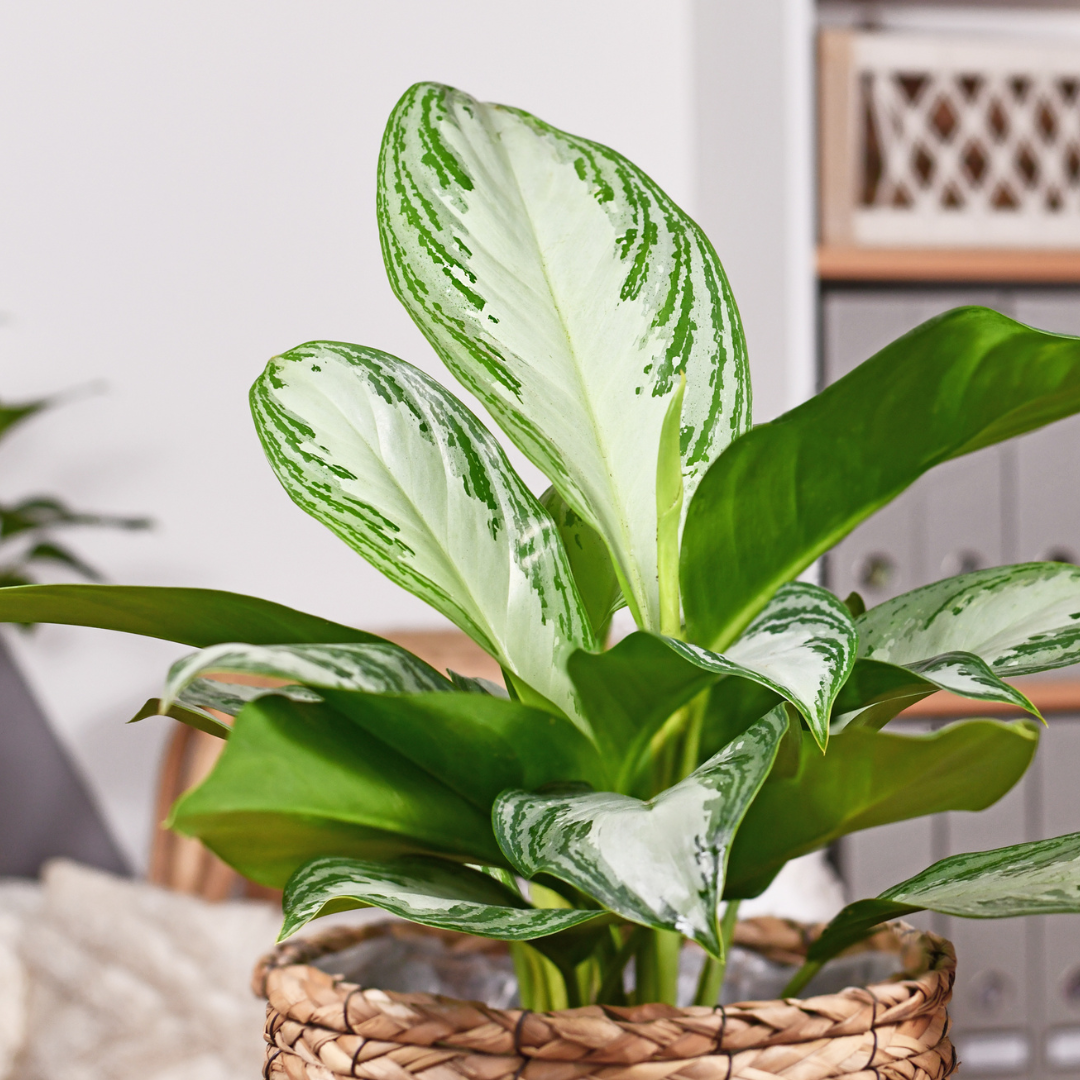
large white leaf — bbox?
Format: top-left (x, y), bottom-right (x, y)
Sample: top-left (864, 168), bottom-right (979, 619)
top-left (378, 83), bottom-right (750, 630)
top-left (858, 563), bottom-right (1080, 676)
top-left (492, 706), bottom-right (786, 955)
top-left (251, 342), bottom-right (596, 724)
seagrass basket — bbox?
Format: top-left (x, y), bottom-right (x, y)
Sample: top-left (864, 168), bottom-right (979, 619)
top-left (253, 919), bottom-right (957, 1080)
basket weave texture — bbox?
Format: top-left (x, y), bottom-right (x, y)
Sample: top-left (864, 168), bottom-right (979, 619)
top-left (253, 920), bottom-right (957, 1080)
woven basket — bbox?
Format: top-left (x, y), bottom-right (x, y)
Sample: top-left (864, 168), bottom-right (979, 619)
top-left (253, 918), bottom-right (957, 1080)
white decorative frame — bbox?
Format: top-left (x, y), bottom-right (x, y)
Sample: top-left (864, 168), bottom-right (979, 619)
top-left (820, 29), bottom-right (1080, 249)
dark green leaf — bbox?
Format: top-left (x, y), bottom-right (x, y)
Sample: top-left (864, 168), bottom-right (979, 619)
top-left (0, 398), bottom-right (50, 442)
top-left (805, 898), bottom-right (918, 966)
top-left (20, 540), bottom-right (102, 581)
top-left (322, 688), bottom-right (609, 811)
top-left (683, 308), bottom-right (1080, 650)
top-left (725, 718), bottom-right (1040, 898)
top-left (0, 584), bottom-right (381, 647)
top-left (0, 496), bottom-right (151, 539)
top-left (169, 695), bottom-right (504, 887)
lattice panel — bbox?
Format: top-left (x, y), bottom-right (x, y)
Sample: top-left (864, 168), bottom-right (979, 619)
top-left (820, 31), bottom-right (1080, 248)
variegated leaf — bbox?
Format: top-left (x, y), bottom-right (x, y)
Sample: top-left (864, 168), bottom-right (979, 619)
top-left (161, 640), bottom-right (452, 714)
top-left (279, 854), bottom-right (603, 941)
top-left (378, 82), bottom-right (750, 630)
top-left (710, 583), bottom-right (857, 750)
top-left (832, 653), bottom-right (1039, 733)
top-left (174, 677), bottom-right (321, 720)
top-left (492, 706), bottom-right (786, 955)
top-left (251, 342), bottom-right (596, 725)
top-left (882, 830), bottom-right (1080, 916)
top-left (858, 563), bottom-right (1080, 677)
top-left (806, 830), bottom-right (1080, 971)
top-left (571, 583), bottom-right (855, 764)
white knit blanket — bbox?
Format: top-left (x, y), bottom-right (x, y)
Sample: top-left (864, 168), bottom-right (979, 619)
top-left (0, 860), bottom-right (280, 1080)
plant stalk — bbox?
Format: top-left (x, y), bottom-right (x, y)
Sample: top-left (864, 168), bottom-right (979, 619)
top-left (780, 958), bottom-right (822, 999)
top-left (694, 900), bottom-right (741, 1005)
top-left (635, 927), bottom-right (682, 1005)
top-left (509, 942), bottom-right (570, 1011)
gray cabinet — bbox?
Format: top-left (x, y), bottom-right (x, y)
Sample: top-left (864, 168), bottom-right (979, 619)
top-left (825, 287), bottom-right (1080, 1077)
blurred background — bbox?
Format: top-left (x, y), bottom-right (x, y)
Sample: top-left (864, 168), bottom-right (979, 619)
top-left (6, 0), bottom-right (1080, 1072)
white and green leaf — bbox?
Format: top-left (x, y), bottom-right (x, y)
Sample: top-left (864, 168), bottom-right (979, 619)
top-left (379, 82), bottom-right (750, 631)
top-left (251, 342), bottom-right (597, 726)
top-left (707, 583), bottom-right (857, 750)
top-left (858, 562), bottom-right (1080, 676)
top-left (570, 583), bottom-right (856, 765)
top-left (832, 652), bottom-right (1040, 733)
top-left (161, 640), bottom-right (453, 716)
top-left (279, 854), bottom-right (603, 941)
top-left (804, 830), bottom-right (1080, 973)
top-left (492, 705), bottom-right (786, 955)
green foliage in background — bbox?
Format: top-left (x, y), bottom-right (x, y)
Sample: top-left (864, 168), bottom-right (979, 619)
top-left (6, 83), bottom-right (1080, 1007)
top-left (0, 392), bottom-right (149, 590)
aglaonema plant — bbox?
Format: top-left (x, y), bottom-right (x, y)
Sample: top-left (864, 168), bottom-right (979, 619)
top-left (6, 83), bottom-right (1080, 1009)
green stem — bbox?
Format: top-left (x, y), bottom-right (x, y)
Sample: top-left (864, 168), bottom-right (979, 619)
top-left (781, 958), bottom-right (822, 999)
top-left (677, 693), bottom-right (707, 780)
top-left (693, 953), bottom-right (725, 1007)
top-left (635, 927), bottom-right (682, 1005)
top-left (509, 942), bottom-right (570, 1011)
top-left (693, 899), bottom-right (741, 1005)
top-left (595, 926), bottom-right (642, 1005)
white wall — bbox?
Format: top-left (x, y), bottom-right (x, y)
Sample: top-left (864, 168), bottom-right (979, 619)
top-left (693, 0), bottom-right (817, 422)
top-left (0, 0), bottom-right (695, 868)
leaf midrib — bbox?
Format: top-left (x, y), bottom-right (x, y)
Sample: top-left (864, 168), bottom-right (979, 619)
top-left (481, 104), bottom-right (649, 627)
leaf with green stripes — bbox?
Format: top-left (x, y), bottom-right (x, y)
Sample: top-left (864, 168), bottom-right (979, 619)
top-left (832, 653), bottom-right (1039, 733)
top-left (251, 341), bottom-right (596, 726)
top-left (570, 583), bottom-right (856, 767)
top-left (804, 831), bottom-right (1080, 973)
top-left (858, 563), bottom-right (1080, 677)
top-left (279, 854), bottom-right (603, 941)
top-left (378, 82), bottom-right (750, 631)
top-left (160, 640), bottom-right (454, 714)
top-left (682, 308), bottom-right (1080, 651)
top-left (493, 706), bottom-right (786, 955)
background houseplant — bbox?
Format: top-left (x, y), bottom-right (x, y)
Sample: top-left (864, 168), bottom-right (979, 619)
top-left (0, 390), bottom-right (149, 590)
top-left (4, 82), bottom-right (1080, 1010)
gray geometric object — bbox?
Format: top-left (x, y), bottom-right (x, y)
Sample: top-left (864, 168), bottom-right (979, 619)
top-left (0, 635), bottom-right (127, 877)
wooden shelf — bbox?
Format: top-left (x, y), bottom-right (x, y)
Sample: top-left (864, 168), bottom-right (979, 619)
top-left (818, 246), bottom-right (1080, 284)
